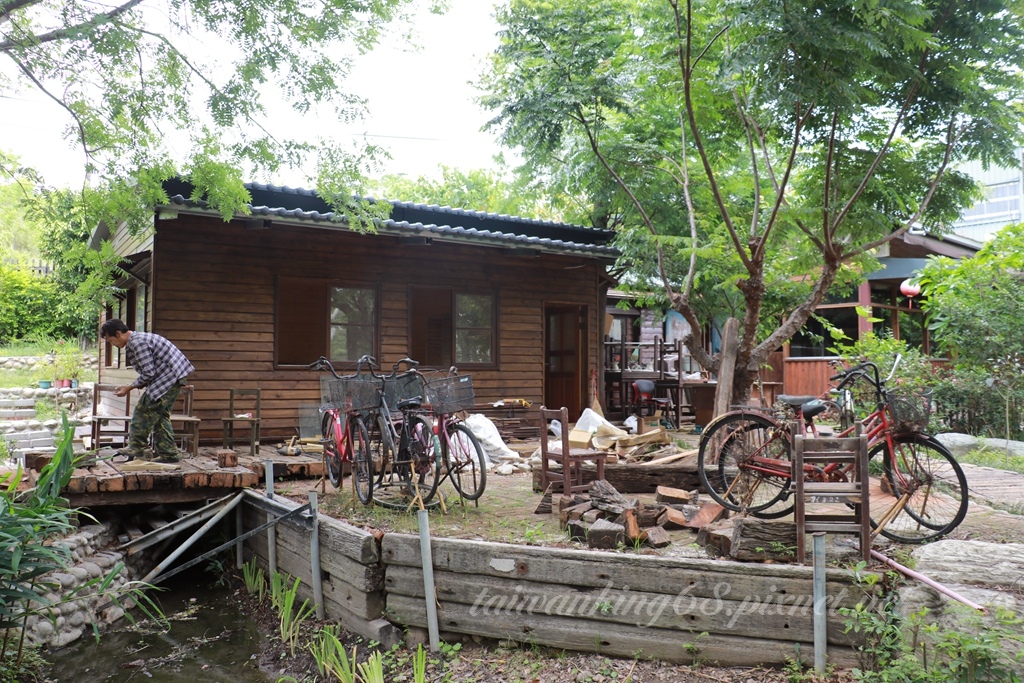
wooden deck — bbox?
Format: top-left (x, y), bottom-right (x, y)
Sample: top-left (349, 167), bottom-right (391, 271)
top-left (60, 444), bottom-right (325, 506)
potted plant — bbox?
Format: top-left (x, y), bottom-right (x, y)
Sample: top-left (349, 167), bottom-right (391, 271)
top-left (53, 341), bottom-right (83, 389)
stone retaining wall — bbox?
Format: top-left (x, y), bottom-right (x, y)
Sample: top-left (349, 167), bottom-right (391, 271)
top-left (14, 523), bottom-right (151, 649)
top-left (0, 354), bottom-right (98, 373)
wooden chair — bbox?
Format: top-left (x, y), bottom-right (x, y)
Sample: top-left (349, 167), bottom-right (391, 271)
top-left (538, 406), bottom-right (608, 496)
top-left (90, 383), bottom-right (131, 451)
top-left (221, 388), bottom-right (262, 455)
top-left (89, 383), bottom-right (200, 457)
top-left (793, 432), bottom-right (871, 564)
top-left (169, 385), bottom-right (201, 458)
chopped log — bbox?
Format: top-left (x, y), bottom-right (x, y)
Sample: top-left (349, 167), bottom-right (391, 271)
top-left (697, 519), bottom-right (735, 556)
top-left (587, 518), bottom-right (625, 549)
top-left (661, 507), bottom-right (691, 529)
top-left (534, 484), bottom-right (554, 514)
top-left (589, 480), bottom-right (635, 516)
top-left (641, 526), bottom-right (672, 548)
top-left (729, 519), bottom-right (798, 562)
top-left (636, 504), bottom-right (663, 527)
top-left (684, 502), bottom-right (727, 529)
top-left (559, 502), bottom-right (594, 529)
top-left (623, 508), bottom-right (641, 541)
top-left (565, 519), bottom-right (587, 542)
top-left (558, 494), bottom-right (589, 511)
top-left (582, 509), bottom-right (601, 524)
top-left (655, 486), bottom-right (691, 504)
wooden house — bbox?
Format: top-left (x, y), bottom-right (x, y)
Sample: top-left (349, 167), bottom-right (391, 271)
top-left (89, 179), bottom-right (618, 443)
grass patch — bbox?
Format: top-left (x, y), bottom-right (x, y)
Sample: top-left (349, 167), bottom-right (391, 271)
top-left (956, 446), bottom-right (1024, 475)
top-left (0, 336), bottom-right (63, 357)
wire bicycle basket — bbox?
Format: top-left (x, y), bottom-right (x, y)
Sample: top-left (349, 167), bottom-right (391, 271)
top-left (321, 374), bottom-right (381, 412)
top-left (425, 374), bottom-right (475, 414)
top-left (888, 390), bottom-right (932, 433)
top-left (383, 371), bottom-right (426, 412)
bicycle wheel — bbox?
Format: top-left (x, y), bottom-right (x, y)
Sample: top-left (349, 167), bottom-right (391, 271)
top-left (350, 416), bottom-right (373, 505)
top-left (321, 412), bottom-right (344, 488)
top-left (367, 412), bottom-right (395, 487)
top-left (698, 412), bottom-right (794, 517)
top-left (443, 421), bottom-right (487, 500)
top-left (870, 433), bottom-right (968, 543)
top-left (407, 415), bottom-right (442, 504)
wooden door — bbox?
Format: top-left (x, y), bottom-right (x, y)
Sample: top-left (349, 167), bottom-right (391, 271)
top-left (545, 305), bottom-right (586, 420)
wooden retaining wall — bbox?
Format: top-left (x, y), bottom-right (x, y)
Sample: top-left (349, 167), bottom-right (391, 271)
top-left (240, 492), bottom-right (401, 646)
top-left (241, 493), bottom-right (875, 668)
top-left (381, 535), bottom-right (867, 667)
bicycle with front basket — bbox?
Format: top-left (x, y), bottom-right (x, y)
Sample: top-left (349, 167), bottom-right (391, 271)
top-left (362, 357), bottom-right (443, 508)
top-left (424, 367), bottom-right (488, 501)
top-left (307, 356), bottom-right (374, 504)
top-left (697, 355), bottom-right (969, 543)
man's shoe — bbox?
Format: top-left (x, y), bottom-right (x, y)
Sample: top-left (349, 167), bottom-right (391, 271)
top-left (114, 446), bottom-right (145, 461)
top-left (143, 452), bottom-right (181, 464)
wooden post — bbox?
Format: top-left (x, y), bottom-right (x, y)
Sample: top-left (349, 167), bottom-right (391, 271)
top-left (309, 491), bottom-right (325, 619)
top-left (713, 317), bottom-right (739, 419)
top-left (265, 458), bottom-right (277, 576)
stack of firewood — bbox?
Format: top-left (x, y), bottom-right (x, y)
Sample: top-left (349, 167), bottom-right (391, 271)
top-left (553, 480), bottom-right (726, 550)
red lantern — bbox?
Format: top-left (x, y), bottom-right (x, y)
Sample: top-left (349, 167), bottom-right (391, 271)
top-left (900, 279), bottom-right (921, 298)
top-left (900, 279), bottom-right (921, 309)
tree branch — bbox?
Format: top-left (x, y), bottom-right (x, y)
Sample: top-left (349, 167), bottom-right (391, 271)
top-left (0, 0), bottom-right (40, 27)
top-left (6, 53), bottom-right (93, 162)
top-left (0, 0), bottom-right (146, 51)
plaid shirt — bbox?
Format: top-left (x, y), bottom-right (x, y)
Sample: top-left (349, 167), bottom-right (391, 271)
top-left (126, 332), bottom-right (195, 400)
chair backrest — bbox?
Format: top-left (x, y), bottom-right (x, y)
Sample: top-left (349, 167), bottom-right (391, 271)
top-left (171, 385), bottom-right (195, 416)
top-left (92, 383), bottom-right (131, 416)
top-left (633, 379), bottom-right (656, 401)
top-left (538, 405), bottom-right (570, 457)
top-left (228, 388), bottom-right (262, 419)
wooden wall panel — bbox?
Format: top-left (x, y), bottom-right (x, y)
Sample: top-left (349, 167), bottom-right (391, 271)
top-left (136, 215), bottom-right (608, 441)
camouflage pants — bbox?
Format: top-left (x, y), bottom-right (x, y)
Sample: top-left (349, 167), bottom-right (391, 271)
top-left (128, 381), bottom-right (183, 456)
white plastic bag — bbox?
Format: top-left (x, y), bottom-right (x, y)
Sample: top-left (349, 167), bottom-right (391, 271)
top-left (464, 413), bottom-right (516, 466)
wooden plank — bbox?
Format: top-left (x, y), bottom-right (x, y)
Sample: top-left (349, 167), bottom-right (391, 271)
top-left (381, 535), bottom-right (870, 607)
top-left (384, 565), bottom-right (861, 646)
top-left (386, 594), bottom-right (861, 668)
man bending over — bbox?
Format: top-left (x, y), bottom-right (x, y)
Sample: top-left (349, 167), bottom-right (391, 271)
top-left (99, 319), bottom-right (195, 463)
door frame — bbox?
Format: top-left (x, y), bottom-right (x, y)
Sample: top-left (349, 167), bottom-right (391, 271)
top-left (543, 302), bottom-right (589, 420)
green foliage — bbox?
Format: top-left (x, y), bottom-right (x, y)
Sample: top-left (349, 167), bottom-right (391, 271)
top-left (0, 0), bottom-right (438, 242)
top-left (483, 0), bottom-right (1024, 403)
top-left (920, 223), bottom-right (1024, 366)
top-left (931, 365), bottom-right (1024, 441)
top-left (307, 625), bottom-right (357, 683)
top-left (271, 574), bottom-right (314, 657)
top-left (242, 559), bottom-right (266, 601)
top-left (0, 263), bottom-right (59, 344)
top-left (356, 650), bottom-right (386, 683)
top-left (842, 568), bottom-right (1024, 682)
top-left (0, 416), bottom-right (167, 679)
top-left (412, 643), bottom-right (427, 683)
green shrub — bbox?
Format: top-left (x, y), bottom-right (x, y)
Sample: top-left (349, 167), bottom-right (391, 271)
top-left (0, 263), bottom-right (59, 344)
top-left (931, 365), bottom-right (1024, 440)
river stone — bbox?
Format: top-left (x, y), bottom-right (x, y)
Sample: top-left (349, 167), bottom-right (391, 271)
top-left (33, 619), bottom-right (54, 637)
top-left (68, 566), bottom-right (90, 582)
top-left (80, 562), bottom-right (102, 578)
top-left (54, 627), bottom-right (83, 648)
top-left (67, 610), bottom-right (86, 627)
top-left (51, 572), bottom-right (76, 588)
top-left (934, 432), bottom-right (979, 457)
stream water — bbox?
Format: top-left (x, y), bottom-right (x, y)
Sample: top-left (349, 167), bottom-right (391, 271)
top-left (43, 572), bottom-right (274, 683)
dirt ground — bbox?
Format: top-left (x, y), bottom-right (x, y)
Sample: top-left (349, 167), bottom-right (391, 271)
top-left (263, 435), bottom-right (1024, 682)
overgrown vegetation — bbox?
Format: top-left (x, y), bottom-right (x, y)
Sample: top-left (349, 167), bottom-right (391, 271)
top-left (0, 416), bottom-right (166, 682)
top-left (840, 566), bottom-right (1024, 682)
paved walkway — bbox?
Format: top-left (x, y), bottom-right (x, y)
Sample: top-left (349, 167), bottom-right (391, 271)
top-left (960, 460), bottom-right (1024, 510)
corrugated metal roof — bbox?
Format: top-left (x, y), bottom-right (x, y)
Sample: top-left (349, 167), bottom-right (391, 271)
top-left (162, 179), bottom-right (619, 259)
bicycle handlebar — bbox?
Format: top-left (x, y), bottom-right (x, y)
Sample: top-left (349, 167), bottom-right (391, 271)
top-left (392, 357), bottom-right (420, 372)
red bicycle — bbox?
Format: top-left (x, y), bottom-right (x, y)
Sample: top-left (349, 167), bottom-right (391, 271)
top-left (697, 355), bottom-right (969, 543)
top-left (307, 356), bottom-right (374, 504)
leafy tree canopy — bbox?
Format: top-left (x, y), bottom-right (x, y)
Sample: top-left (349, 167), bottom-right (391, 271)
top-left (482, 0), bottom-right (1024, 402)
top-left (919, 222), bottom-right (1024, 369)
top-left (1, 0), bottom-right (446, 234)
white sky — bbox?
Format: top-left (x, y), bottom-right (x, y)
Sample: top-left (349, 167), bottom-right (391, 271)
top-left (0, 0), bottom-right (506, 189)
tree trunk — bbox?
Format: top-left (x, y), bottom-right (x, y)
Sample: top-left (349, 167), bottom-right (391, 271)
top-left (714, 317), bottom-right (739, 419)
